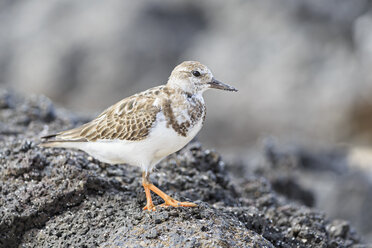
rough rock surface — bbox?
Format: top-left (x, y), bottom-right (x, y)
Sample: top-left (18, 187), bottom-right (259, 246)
top-left (0, 90), bottom-right (366, 247)
top-left (247, 140), bottom-right (372, 243)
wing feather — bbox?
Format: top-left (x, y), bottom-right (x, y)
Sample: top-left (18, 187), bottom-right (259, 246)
top-left (41, 88), bottom-right (162, 144)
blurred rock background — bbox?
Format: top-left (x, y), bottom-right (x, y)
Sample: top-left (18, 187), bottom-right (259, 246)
top-left (1, 0), bottom-right (372, 242)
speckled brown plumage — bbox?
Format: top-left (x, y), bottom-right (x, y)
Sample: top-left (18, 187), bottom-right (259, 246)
top-left (163, 93), bottom-right (206, 137)
top-left (44, 85), bottom-right (206, 142)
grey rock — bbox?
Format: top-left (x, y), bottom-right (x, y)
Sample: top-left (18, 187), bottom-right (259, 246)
top-left (0, 90), bottom-right (366, 247)
top-left (242, 141), bottom-right (372, 243)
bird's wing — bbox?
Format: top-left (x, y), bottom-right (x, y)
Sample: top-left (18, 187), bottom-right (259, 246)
top-left (42, 93), bottom-right (161, 143)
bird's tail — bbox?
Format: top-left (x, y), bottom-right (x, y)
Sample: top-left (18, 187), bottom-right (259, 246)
top-left (39, 132), bottom-right (83, 148)
top-left (39, 140), bottom-right (64, 148)
top-left (39, 125), bottom-right (88, 148)
top-left (39, 133), bottom-right (63, 148)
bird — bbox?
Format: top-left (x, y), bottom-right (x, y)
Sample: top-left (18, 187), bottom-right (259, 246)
top-left (40, 61), bottom-right (237, 211)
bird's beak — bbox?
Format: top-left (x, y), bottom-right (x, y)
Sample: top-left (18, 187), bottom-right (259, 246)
top-left (208, 78), bottom-right (238, 92)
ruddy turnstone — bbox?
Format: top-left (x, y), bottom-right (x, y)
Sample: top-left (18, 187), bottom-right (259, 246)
top-left (40, 61), bottom-right (237, 211)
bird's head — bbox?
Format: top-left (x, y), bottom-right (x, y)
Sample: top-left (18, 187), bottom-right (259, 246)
top-left (167, 61), bottom-right (237, 95)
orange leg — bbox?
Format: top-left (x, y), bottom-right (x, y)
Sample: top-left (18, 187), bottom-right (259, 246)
top-left (142, 180), bottom-right (156, 211)
top-left (142, 172), bottom-right (197, 211)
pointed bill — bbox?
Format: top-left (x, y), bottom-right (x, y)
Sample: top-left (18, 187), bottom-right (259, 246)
top-left (208, 78), bottom-right (238, 92)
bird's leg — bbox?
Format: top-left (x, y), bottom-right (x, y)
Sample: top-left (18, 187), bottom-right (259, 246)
top-left (148, 183), bottom-right (197, 208)
top-left (142, 172), bottom-right (156, 211)
top-left (142, 171), bottom-right (197, 210)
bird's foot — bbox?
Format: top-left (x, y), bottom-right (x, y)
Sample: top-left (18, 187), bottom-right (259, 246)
top-left (142, 173), bottom-right (197, 211)
top-left (159, 197), bottom-right (197, 208)
top-left (143, 202), bottom-right (156, 211)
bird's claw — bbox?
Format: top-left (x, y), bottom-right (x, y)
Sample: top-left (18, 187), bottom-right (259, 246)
top-left (143, 203), bottom-right (156, 211)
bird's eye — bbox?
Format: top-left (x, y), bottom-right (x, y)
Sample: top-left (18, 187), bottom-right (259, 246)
top-left (192, 70), bottom-right (201, 77)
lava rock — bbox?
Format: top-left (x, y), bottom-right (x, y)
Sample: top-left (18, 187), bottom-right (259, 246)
top-left (0, 90), bottom-right (367, 247)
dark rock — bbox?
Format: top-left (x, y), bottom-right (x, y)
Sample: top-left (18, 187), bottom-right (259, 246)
top-left (0, 89), bottom-right (14, 109)
top-left (258, 140), bottom-right (372, 243)
top-left (0, 90), bottom-right (367, 247)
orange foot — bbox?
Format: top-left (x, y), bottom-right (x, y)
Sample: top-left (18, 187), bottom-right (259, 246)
top-left (159, 197), bottom-right (197, 208)
top-left (143, 202), bottom-right (156, 211)
top-left (142, 178), bottom-right (197, 211)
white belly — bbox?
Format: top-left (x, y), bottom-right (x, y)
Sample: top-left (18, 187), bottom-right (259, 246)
top-left (60, 114), bottom-right (204, 172)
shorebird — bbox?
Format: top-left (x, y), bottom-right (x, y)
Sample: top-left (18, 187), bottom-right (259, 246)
top-left (40, 61), bottom-right (237, 211)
